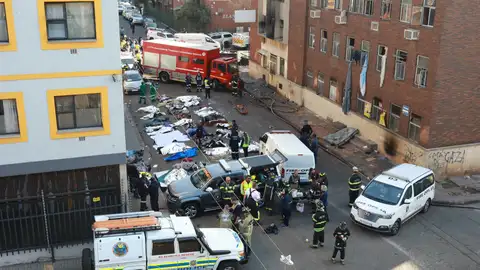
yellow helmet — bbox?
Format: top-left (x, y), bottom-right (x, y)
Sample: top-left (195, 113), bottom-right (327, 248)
top-left (251, 175), bottom-right (256, 180)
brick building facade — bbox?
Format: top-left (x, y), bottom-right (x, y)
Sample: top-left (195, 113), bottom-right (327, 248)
top-left (249, 0), bottom-right (480, 176)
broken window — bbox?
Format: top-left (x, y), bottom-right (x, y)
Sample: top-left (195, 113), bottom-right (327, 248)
top-left (415, 55), bottom-right (429, 88)
top-left (394, 50), bottom-right (407, 81)
top-left (422, 0), bottom-right (435, 26)
top-left (320, 30), bottom-right (328, 53)
top-left (376, 45), bottom-right (386, 72)
top-left (346, 37), bottom-right (355, 62)
top-left (380, 0), bottom-right (392, 19)
top-left (408, 114), bottom-right (421, 142)
top-left (389, 104), bottom-right (402, 132)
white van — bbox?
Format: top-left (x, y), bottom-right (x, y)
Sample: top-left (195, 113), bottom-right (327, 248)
top-left (174, 33), bottom-right (221, 48)
top-left (350, 163), bottom-right (435, 236)
top-left (259, 130), bottom-right (315, 184)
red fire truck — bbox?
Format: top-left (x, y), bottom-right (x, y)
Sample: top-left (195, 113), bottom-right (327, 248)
top-left (142, 39), bottom-right (238, 89)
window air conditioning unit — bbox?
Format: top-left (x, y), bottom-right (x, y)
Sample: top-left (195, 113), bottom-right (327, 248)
top-left (404, 29), bottom-right (420, 40)
top-left (310, 10), bottom-right (321, 19)
top-left (370, 21), bottom-right (379, 32)
top-left (334, 15), bottom-right (347, 24)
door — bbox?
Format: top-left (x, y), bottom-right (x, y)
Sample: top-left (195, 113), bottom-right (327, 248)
top-left (259, 134), bottom-right (268, 154)
top-left (176, 238), bottom-right (211, 269)
top-left (400, 186), bottom-right (413, 220)
top-left (270, 149), bottom-right (288, 177)
top-left (201, 177), bottom-right (222, 209)
top-left (148, 239), bottom-right (176, 269)
top-left (412, 179), bottom-right (426, 212)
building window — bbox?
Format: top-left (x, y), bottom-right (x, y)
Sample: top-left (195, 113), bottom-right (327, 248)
top-left (45, 1), bottom-right (96, 41)
top-left (371, 97), bottom-right (382, 121)
top-left (280, 19), bottom-right (284, 29)
top-left (332, 33), bottom-right (340, 57)
top-left (305, 71), bottom-right (314, 88)
top-left (308, 27), bottom-right (315, 49)
top-left (380, 0), bottom-right (392, 19)
top-left (192, 58), bottom-right (204, 65)
top-left (317, 73), bottom-right (324, 95)
top-left (399, 0), bottom-right (412, 23)
top-left (178, 56), bottom-right (189, 62)
top-left (47, 87), bottom-right (109, 139)
top-left (320, 0), bottom-right (328, 8)
top-left (346, 37), bottom-right (355, 62)
top-left (0, 99), bottom-right (20, 135)
top-left (422, 0), bottom-right (435, 26)
top-left (236, 26), bottom-right (244, 33)
top-left (329, 79), bottom-right (337, 101)
top-left (335, 0), bottom-right (342, 9)
top-left (54, 94), bottom-right (102, 130)
top-left (262, 54), bottom-right (268, 68)
top-left (361, 40), bottom-right (370, 52)
top-left (152, 240), bottom-right (175, 255)
top-left (408, 114), bottom-right (421, 142)
top-left (389, 104), bottom-right (401, 132)
top-left (320, 30), bottom-right (327, 53)
top-left (349, 0), bottom-right (374, 15)
top-left (0, 2), bottom-right (8, 43)
top-left (310, 0), bottom-right (318, 7)
top-left (376, 45), bottom-right (386, 72)
top-left (394, 50), bottom-right (407, 81)
top-left (269, 54), bottom-right (278, 74)
top-left (279, 57), bottom-right (285, 76)
top-left (415, 56), bottom-right (429, 88)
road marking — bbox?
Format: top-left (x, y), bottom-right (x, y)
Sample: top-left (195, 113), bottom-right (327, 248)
top-left (329, 201), bottom-right (428, 269)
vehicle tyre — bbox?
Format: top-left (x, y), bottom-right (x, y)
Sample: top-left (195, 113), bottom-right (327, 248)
top-left (389, 220), bottom-right (401, 236)
top-left (421, 199), bottom-right (431, 213)
top-left (182, 203), bottom-right (200, 218)
top-left (81, 248), bottom-right (93, 270)
top-left (212, 79), bottom-right (220, 91)
top-left (159, 72), bottom-right (170, 83)
top-left (218, 260), bottom-right (240, 270)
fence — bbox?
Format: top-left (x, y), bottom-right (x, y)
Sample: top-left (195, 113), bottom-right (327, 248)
top-left (0, 187), bottom-right (122, 259)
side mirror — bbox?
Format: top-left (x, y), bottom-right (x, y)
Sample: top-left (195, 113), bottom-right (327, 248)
top-left (360, 185), bottom-right (366, 190)
top-left (206, 187), bottom-right (213, 192)
top-left (403, 198), bottom-right (412, 204)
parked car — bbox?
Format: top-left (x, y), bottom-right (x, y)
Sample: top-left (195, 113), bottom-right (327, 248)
top-left (123, 70), bottom-right (143, 94)
top-left (118, 3), bottom-right (125, 15)
top-left (209, 32), bottom-right (233, 49)
top-left (143, 17), bottom-right (156, 28)
top-left (131, 13), bottom-right (144, 24)
top-left (146, 28), bottom-right (174, 40)
top-left (166, 154), bottom-right (286, 218)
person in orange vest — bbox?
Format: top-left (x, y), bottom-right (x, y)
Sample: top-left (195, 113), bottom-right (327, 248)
top-left (240, 176), bottom-right (253, 202)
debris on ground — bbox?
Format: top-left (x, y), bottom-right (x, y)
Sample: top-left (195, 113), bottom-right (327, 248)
top-left (324, 127), bottom-right (359, 147)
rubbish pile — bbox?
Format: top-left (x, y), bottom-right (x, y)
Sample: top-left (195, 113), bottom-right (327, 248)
top-left (135, 94), bottom-right (260, 160)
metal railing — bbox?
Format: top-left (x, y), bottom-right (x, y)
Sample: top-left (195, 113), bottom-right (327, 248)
top-left (0, 187), bottom-right (122, 257)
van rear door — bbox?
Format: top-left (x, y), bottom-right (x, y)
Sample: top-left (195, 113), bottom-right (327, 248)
top-left (270, 149), bottom-right (287, 177)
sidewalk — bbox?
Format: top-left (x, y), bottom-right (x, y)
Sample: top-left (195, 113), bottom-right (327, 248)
top-left (242, 74), bottom-right (480, 206)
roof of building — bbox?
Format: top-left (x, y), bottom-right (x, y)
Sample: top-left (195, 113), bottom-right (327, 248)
top-left (144, 39), bottom-right (219, 51)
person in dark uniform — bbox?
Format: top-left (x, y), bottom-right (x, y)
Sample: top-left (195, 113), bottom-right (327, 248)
top-left (310, 134), bottom-right (319, 166)
top-left (281, 191), bottom-right (293, 227)
top-left (195, 71), bottom-right (203, 92)
top-left (137, 172), bottom-right (151, 211)
top-left (230, 198), bottom-right (243, 232)
top-left (148, 177), bottom-right (160, 211)
top-left (263, 174), bottom-right (276, 215)
top-left (231, 75), bottom-right (239, 96)
top-left (220, 177), bottom-right (236, 208)
top-left (185, 73), bottom-right (192, 92)
top-left (204, 76), bottom-right (211, 99)
top-left (231, 120), bottom-right (239, 135)
top-left (331, 222), bottom-right (351, 265)
top-left (318, 172), bottom-right (328, 187)
top-left (130, 23), bottom-right (136, 35)
top-left (309, 168), bottom-right (320, 182)
top-left (301, 120), bottom-right (313, 137)
top-left (311, 200), bottom-right (328, 248)
top-left (195, 122), bottom-right (205, 147)
top-left (230, 130), bottom-right (240, 160)
top-left (348, 167), bottom-right (362, 207)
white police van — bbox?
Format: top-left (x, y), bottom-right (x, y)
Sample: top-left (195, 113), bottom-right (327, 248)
top-left (350, 163), bottom-right (435, 235)
top-left (82, 211), bottom-right (246, 270)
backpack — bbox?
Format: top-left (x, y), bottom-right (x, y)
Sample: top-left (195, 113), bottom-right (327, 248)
top-left (265, 223), bottom-right (279, 235)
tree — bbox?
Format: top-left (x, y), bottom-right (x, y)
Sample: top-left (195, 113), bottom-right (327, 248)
top-left (175, 1), bottom-right (211, 31)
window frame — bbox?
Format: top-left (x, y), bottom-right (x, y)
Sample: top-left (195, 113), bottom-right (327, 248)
top-left (408, 113), bottom-right (421, 142)
top-left (308, 26), bottom-right (315, 49)
top-left (332, 32), bottom-right (340, 57)
top-left (54, 93), bottom-right (102, 131)
top-left (317, 73), bottom-right (325, 96)
top-left (399, 0), bottom-right (412, 23)
top-left (388, 104), bottom-right (401, 132)
top-left (177, 237), bottom-right (203, 253)
top-left (345, 36), bottom-right (355, 62)
top-left (415, 55), bottom-right (429, 88)
top-left (329, 79), bottom-right (337, 101)
top-left (421, 0), bottom-right (435, 27)
top-left (269, 54), bottom-right (278, 75)
top-left (0, 92), bottom-right (28, 144)
top-left (46, 87), bottom-right (110, 139)
top-left (306, 70), bottom-right (314, 89)
top-left (394, 50), bottom-right (408, 81)
top-left (380, 0), bottom-right (392, 20)
top-left (279, 57), bottom-right (285, 76)
top-left (320, 29), bottom-right (327, 53)
top-left (178, 56), bottom-right (189, 63)
top-left (349, 0), bottom-right (374, 15)
top-left (0, 0), bottom-right (16, 51)
top-left (37, 0), bottom-right (104, 50)
top-left (376, 45), bottom-right (386, 72)
top-left (151, 239), bottom-right (176, 256)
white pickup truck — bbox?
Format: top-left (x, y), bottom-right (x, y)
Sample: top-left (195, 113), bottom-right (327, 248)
top-left (82, 211), bottom-right (247, 270)
top-left (232, 33), bottom-right (250, 49)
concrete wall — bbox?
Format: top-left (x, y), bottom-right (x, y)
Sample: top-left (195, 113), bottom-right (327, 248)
top-left (0, 76), bottom-right (126, 166)
top-left (249, 61), bottom-right (480, 177)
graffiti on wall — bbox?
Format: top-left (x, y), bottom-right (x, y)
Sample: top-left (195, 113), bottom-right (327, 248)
top-left (403, 144), bottom-right (423, 164)
top-left (427, 150), bottom-right (466, 170)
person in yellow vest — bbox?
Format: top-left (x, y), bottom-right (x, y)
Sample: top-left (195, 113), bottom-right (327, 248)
top-left (135, 42), bottom-right (141, 52)
top-left (120, 39), bottom-right (127, 51)
top-left (240, 176), bottom-right (253, 202)
top-left (135, 50), bottom-right (142, 63)
top-left (241, 131), bottom-right (251, 157)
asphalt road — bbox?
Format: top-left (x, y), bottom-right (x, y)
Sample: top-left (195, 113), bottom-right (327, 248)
top-left (121, 16), bottom-right (480, 270)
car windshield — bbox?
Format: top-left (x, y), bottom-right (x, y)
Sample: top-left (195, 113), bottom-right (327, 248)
top-left (228, 63), bottom-right (238, 74)
top-left (165, 33), bottom-right (174, 38)
top-left (121, 58), bottom-right (134, 65)
top-left (145, 18), bottom-right (154, 23)
top-left (190, 169), bottom-right (212, 189)
top-left (362, 180), bottom-right (404, 206)
top-left (146, 22), bottom-right (157, 28)
top-left (126, 73), bottom-right (142, 81)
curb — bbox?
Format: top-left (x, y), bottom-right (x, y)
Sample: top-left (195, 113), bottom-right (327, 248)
top-left (432, 198), bottom-right (480, 207)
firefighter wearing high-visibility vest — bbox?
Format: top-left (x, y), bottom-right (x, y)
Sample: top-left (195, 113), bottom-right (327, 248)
top-left (311, 200), bottom-right (327, 248)
top-left (219, 176), bottom-right (236, 207)
top-left (348, 167), bottom-right (362, 207)
top-left (241, 131), bottom-right (250, 157)
top-left (240, 176), bottom-right (253, 202)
